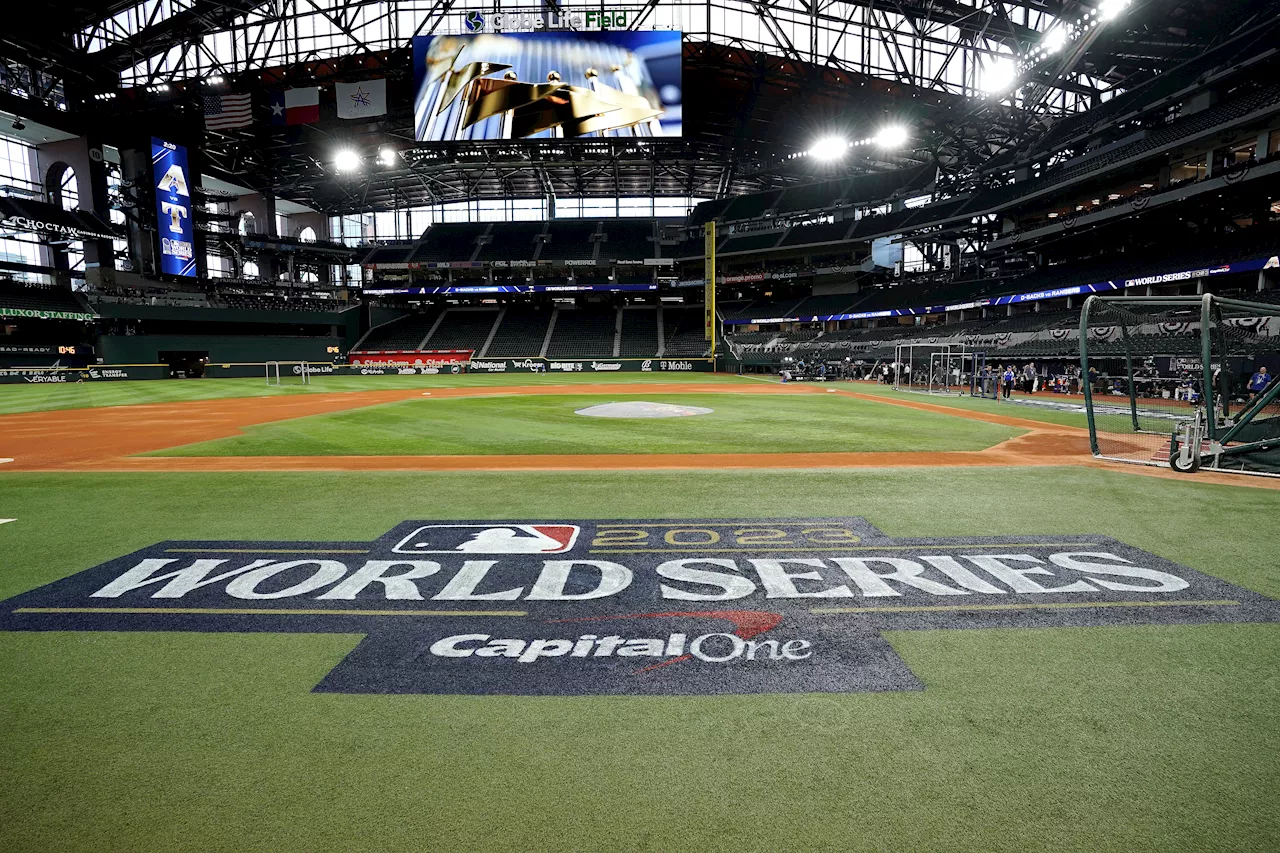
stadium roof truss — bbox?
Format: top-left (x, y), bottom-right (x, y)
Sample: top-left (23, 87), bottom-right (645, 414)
top-left (75, 0), bottom-right (1105, 109)
top-left (4, 0), bottom-right (1257, 213)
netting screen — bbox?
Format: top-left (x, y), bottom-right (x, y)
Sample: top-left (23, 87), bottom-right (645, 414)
top-left (1081, 295), bottom-right (1280, 473)
top-left (892, 344), bottom-right (979, 395)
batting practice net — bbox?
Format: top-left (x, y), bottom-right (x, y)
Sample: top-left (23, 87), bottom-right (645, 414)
top-left (892, 343), bottom-right (983, 396)
top-left (266, 361), bottom-right (311, 386)
top-left (1080, 294), bottom-right (1280, 475)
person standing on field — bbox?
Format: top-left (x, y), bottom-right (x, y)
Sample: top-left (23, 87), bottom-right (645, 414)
top-left (1247, 366), bottom-right (1271, 401)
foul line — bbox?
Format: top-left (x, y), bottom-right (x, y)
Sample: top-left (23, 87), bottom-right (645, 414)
top-left (12, 607), bottom-right (527, 617)
top-left (164, 548), bottom-right (370, 554)
top-left (811, 599), bottom-right (1241, 615)
top-left (595, 522), bottom-right (851, 527)
top-left (591, 543), bottom-right (1100, 553)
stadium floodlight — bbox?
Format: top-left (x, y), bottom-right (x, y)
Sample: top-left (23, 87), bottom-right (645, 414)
top-left (1097, 0), bottom-right (1130, 22)
top-left (334, 149), bottom-right (361, 173)
top-left (873, 125), bottom-right (910, 148)
top-left (1041, 26), bottom-right (1068, 55)
top-left (377, 146), bottom-right (397, 167)
top-left (807, 136), bottom-right (849, 160)
top-left (979, 57), bottom-right (1018, 94)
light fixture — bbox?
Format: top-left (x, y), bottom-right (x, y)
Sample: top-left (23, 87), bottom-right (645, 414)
top-left (979, 57), bottom-right (1018, 94)
top-left (11, 118), bottom-right (24, 131)
top-left (873, 125), bottom-right (910, 148)
top-left (807, 136), bottom-right (849, 160)
top-left (1097, 0), bottom-right (1130, 22)
top-left (1041, 26), bottom-right (1068, 55)
top-left (377, 146), bottom-right (397, 167)
top-left (206, 75), bottom-right (226, 86)
top-left (333, 149), bottom-right (361, 173)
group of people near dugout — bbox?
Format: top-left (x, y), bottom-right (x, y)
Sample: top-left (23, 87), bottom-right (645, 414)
top-left (775, 354), bottom-right (1276, 405)
top-left (1092, 362), bottom-right (1274, 404)
top-left (974, 363), bottom-right (1043, 398)
top-left (779, 357), bottom-right (868, 382)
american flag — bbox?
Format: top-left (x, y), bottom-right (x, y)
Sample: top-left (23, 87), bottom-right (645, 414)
top-left (203, 93), bottom-right (253, 130)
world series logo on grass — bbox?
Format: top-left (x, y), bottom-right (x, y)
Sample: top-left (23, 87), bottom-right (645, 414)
top-left (392, 524), bottom-right (580, 554)
top-left (2, 518), bottom-right (1277, 696)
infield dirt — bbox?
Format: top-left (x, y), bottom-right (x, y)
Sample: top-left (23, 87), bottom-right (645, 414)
top-left (1, 380), bottom-right (1273, 489)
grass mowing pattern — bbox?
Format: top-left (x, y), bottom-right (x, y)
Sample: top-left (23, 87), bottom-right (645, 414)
top-left (149, 392), bottom-right (1024, 456)
top-left (838, 381), bottom-right (1093, 428)
top-left (0, 372), bottom-right (756, 416)
top-left (0, 467), bottom-right (1277, 852)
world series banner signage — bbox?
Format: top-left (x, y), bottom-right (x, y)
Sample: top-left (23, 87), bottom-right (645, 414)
top-left (2, 518), bottom-right (1276, 696)
top-left (151, 137), bottom-right (195, 277)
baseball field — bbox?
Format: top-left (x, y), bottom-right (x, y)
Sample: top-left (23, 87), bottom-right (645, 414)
top-left (1, 371), bottom-right (1277, 852)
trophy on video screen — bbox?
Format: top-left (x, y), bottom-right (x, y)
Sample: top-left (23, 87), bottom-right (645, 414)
top-left (413, 33), bottom-right (681, 141)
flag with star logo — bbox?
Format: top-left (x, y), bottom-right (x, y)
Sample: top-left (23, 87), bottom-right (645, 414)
top-left (335, 78), bottom-right (387, 120)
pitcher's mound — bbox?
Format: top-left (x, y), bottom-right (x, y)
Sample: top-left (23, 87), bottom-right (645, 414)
top-left (575, 401), bottom-right (714, 419)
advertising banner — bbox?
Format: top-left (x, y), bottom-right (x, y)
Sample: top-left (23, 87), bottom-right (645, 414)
top-left (0, 364), bottom-right (167, 384)
top-left (460, 358), bottom-right (714, 374)
top-left (348, 350), bottom-right (474, 366)
top-left (722, 254), bottom-right (1280, 326)
top-left (339, 359), bottom-right (713, 375)
top-left (362, 283), bottom-right (658, 295)
top-left (151, 138), bottom-right (196, 277)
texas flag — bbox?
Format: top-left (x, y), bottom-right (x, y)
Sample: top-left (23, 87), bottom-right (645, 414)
top-left (270, 87), bottom-right (320, 125)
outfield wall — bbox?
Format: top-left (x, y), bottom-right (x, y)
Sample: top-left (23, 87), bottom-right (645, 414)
top-left (99, 335), bottom-right (343, 364)
top-left (375, 358), bottom-right (716, 374)
top-left (0, 357), bottom-right (717, 383)
top-left (0, 364), bottom-right (169, 383)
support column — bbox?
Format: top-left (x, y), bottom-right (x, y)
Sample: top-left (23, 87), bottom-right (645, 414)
top-left (235, 191), bottom-right (279, 279)
top-left (1256, 130), bottom-right (1271, 159)
top-left (119, 146), bottom-right (155, 278)
top-left (37, 136), bottom-right (116, 285)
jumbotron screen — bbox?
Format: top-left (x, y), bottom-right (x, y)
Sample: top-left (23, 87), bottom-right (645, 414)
top-left (411, 31), bottom-right (682, 141)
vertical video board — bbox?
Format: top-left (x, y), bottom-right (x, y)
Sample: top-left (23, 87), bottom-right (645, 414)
top-left (151, 137), bottom-right (195, 277)
top-left (412, 31), bottom-right (682, 141)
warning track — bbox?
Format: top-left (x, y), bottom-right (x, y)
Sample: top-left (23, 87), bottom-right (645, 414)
top-left (0, 380), bottom-right (1273, 488)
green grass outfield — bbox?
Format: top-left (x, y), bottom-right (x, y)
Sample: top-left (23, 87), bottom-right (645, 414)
top-left (846, 380), bottom-right (1092, 427)
top-left (0, 371), bottom-right (756, 416)
top-left (151, 392), bottom-right (1022, 456)
top-left (1, 467), bottom-right (1277, 853)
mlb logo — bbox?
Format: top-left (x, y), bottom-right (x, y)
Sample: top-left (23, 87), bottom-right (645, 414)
top-left (392, 524), bottom-right (579, 555)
